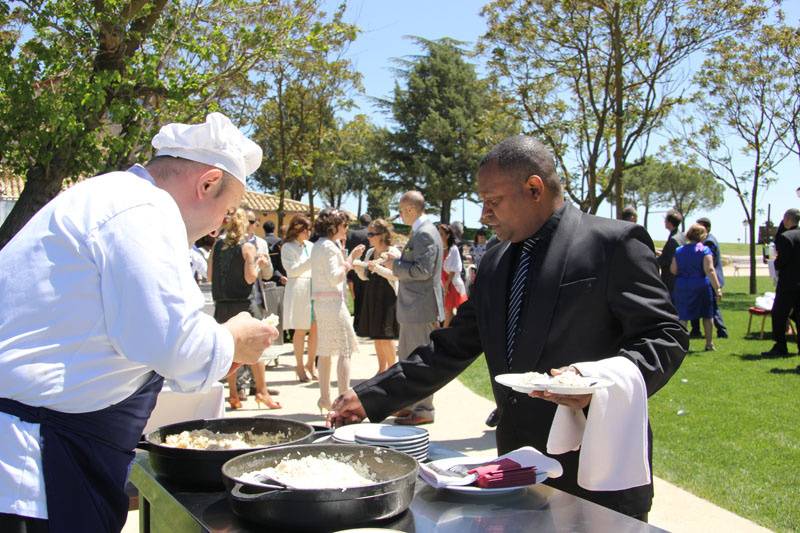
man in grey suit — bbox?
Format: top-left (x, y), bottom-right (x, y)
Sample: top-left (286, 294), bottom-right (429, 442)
top-left (385, 191), bottom-right (444, 425)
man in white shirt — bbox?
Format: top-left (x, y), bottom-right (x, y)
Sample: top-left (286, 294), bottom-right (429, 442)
top-left (0, 113), bottom-right (277, 532)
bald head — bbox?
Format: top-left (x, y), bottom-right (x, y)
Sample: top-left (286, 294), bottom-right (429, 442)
top-left (478, 135), bottom-right (562, 195)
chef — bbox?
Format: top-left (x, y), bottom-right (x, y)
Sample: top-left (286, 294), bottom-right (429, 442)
top-left (0, 113), bottom-right (276, 532)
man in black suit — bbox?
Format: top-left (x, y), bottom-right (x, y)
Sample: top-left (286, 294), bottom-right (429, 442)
top-left (656, 209), bottom-right (686, 299)
top-left (329, 135), bottom-right (687, 520)
top-left (346, 213), bottom-right (371, 324)
top-left (762, 208), bottom-right (800, 356)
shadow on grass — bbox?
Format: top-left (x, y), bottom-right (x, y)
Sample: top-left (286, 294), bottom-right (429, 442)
top-left (770, 366), bottom-right (800, 375)
top-left (739, 352), bottom-right (799, 361)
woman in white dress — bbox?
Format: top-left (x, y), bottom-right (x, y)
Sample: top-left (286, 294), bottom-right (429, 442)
top-left (310, 209), bottom-right (365, 412)
top-left (281, 215), bottom-right (317, 382)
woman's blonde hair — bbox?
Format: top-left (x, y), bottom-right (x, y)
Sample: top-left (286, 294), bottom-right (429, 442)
top-left (368, 218), bottom-right (393, 246)
top-left (685, 223), bottom-right (708, 243)
top-left (223, 208), bottom-right (248, 247)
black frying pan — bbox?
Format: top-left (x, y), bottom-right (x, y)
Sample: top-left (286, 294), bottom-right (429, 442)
top-left (221, 443), bottom-right (418, 531)
top-left (138, 416), bottom-right (314, 489)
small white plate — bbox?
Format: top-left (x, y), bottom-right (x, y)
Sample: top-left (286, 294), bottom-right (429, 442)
top-left (354, 436), bottom-right (429, 447)
top-left (495, 373), bottom-right (614, 395)
top-left (353, 423), bottom-right (429, 442)
top-left (332, 425), bottom-right (360, 443)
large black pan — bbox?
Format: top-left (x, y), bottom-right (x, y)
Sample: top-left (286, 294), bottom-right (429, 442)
top-left (222, 443), bottom-right (418, 531)
top-left (139, 416), bottom-right (315, 489)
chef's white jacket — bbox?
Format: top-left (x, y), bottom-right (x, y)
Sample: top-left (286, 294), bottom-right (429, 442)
top-left (0, 165), bottom-right (234, 518)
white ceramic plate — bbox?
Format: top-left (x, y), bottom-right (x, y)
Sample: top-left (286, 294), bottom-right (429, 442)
top-left (353, 423), bottom-right (429, 442)
top-left (354, 436), bottom-right (429, 447)
top-left (495, 373), bottom-right (614, 395)
top-left (332, 425), bottom-right (360, 443)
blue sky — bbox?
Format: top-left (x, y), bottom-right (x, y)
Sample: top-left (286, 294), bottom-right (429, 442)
top-left (323, 0), bottom-right (800, 244)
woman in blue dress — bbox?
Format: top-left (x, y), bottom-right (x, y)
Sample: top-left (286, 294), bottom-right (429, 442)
top-left (670, 223), bottom-right (723, 350)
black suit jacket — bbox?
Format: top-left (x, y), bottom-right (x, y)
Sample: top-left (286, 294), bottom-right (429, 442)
top-left (657, 229), bottom-right (686, 294)
top-left (775, 228), bottom-right (800, 292)
top-left (354, 204), bottom-right (687, 516)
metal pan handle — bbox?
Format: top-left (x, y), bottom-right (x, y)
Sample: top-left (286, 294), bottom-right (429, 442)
top-left (230, 482), bottom-right (283, 501)
top-left (135, 437), bottom-right (152, 451)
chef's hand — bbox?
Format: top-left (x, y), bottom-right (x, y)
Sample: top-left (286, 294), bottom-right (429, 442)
top-left (529, 366), bottom-right (592, 410)
top-left (326, 390), bottom-right (367, 428)
top-left (224, 312), bottom-right (279, 364)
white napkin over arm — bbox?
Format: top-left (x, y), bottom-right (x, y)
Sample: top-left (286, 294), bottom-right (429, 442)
top-left (546, 356), bottom-right (650, 491)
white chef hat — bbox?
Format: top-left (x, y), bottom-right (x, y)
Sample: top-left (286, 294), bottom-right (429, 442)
top-left (151, 112), bottom-right (262, 184)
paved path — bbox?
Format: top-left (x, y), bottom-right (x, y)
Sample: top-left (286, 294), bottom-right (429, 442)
top-left (124, 335), bottom-right (771, 533)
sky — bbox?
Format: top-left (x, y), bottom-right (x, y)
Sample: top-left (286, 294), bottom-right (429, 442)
top-left (320, 0), bottom-right (800, 244)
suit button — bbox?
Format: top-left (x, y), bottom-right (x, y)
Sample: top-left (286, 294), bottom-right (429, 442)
top-left (509, 396), bottom-right (518, 405)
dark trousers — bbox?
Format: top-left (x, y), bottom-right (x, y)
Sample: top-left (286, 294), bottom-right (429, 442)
top-left (690, 298), bottom-right (727, 337)
top-left (0, 513), bottom-right (48, 533)
top-left (771, 288), bottom-right (800, 350)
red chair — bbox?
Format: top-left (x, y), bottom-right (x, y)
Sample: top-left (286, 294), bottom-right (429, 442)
top-left (747, 306), bottom-right (797, 339)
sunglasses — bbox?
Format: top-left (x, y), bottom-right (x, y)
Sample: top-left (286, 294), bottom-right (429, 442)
top-left (248, 219), bottom-right (257, 224)
top-left (367, 232), bottom-right (383, 237)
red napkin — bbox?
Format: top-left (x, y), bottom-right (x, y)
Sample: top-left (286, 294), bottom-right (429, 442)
top-left (468, 458), bottom-right (539, 488)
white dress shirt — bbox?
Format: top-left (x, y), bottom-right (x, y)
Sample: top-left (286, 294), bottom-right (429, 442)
top-left (0, 165), bottom-right (234, 518)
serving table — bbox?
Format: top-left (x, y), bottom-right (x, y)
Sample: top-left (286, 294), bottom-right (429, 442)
top-left (130, 444), bottom-right (666, 533)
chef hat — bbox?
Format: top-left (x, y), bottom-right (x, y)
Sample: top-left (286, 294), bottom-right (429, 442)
top-left (151, 112), bottom-right (262, 184)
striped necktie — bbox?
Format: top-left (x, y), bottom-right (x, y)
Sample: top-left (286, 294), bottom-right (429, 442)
top-left (506, 238), bottom-right (537, 368)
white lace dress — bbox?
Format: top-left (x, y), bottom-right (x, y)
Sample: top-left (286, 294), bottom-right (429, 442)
top-left (310, 238), bottom-right (359, 358)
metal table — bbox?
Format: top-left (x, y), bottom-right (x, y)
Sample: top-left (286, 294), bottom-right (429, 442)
top-left (130, 446), bottom-right (665, 533)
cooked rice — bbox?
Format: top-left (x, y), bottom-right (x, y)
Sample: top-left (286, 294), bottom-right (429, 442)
top-left (163, 429), bottom-right (287, 450)
top-left (241, 452), bottom-right (377, 489)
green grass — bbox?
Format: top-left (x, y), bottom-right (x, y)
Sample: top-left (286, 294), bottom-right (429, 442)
top-left (458, 276), bottom-right (799, 532)
top-left (653, 240), bottom-right (757, 256)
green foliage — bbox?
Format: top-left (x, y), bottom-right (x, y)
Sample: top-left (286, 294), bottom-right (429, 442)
top-left (625, 157), bottom-right (724, 227)
top-left (381, 37), bottom-right (518, 223)
top-left (460, 276), bottom-right (798, 532)
top-left (480, 0), bottom-right (770, 214)
top-left (0, 0), bottom-right (311, 247)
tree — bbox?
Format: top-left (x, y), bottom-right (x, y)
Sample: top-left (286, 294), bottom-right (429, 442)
top-left (0, 1), bottom-right (306, 249)
top-left (624, 157), bottom-right (723, 228)
top-left (480, 0), bottom-right (769, 215)
top-left (675, 20), bottom-right (792, 294)
top-left (243, 1), bottom-right (359, 231)
top-left (381, 37), bottom-right (518, 223)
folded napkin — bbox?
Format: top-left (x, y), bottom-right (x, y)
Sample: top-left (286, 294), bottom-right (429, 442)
top-left (546, 356), bottom-right (650, 491)
top-left (469, 458), bottom-right (540, 488)
top-left (418, 446), bottom-right (562, 490)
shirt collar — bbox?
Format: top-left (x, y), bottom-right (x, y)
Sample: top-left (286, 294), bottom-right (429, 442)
top-left (412, 214), bottom-right (430, 233)
top-left (127, 164), bottom-right (156, 185)
top-left (521, 204), bottom-right (566, 245)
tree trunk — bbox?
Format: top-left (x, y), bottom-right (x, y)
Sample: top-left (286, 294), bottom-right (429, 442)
top-left (0, 163), bottom-right (65, 250)
top-left (440, 198), bottom-right (451, 224)
top-left (611, 1), bottom-right (625, 218)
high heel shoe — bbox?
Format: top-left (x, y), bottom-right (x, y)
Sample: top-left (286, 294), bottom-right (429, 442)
top-left (227, 396), bottom-right (242, 410)
top-left (295, 368), bottom-right (310, 383)
top-left (317, 397), bottom-right (331, 415)
top-left (255, 392), bottom-right (281, 410)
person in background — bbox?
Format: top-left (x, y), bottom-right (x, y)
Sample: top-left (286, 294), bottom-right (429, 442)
top-left (329, 134), bottom-right (686, 521)
top-left (689, 217), bottom-right (728, 339)
top-left (620, 206), bottom-right (638, 223)
top-left (438, 222), bottom-right (468, 327)
top-left (656, 209), bottom-right (686, 299)
top-left (310, 209), bottom-right (365, 413)
top-left (244, 210), bottom-right (273, 319)
top-left (0, 113), bottom-right (278, 532)
top-left (471, 227), bottom-right (489, 268)
top-left (450, 220), bottom-right (468, 282)
top-left (670, 223), bottom-right (722, 351)
top-left (354, 218), bottom-right (401, 374)
top-left (382, 191), bottom-right (443, 426)
top-left (209, 208), bottom-right (281, 410)
top-left (281, 214), bottom-right (318, 382)
top-left (346, 213), bottom-right (371, 325)
top-left (263, 220), bottom-right (287, 286)
top-left (761, 208), bottom-right (800, 356)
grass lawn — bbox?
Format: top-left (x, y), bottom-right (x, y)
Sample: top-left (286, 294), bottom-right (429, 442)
top-left (653, 240), bottom-right (757, 257)
top-left (458, 276), bottom-right (799, 532)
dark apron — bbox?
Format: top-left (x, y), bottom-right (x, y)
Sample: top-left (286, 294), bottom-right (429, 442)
top-left (0, 371), bottom-right (163, 533)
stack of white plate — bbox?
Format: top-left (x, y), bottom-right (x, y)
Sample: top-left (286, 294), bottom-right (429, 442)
top-left (333, 423), bottom-right (429, 461)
